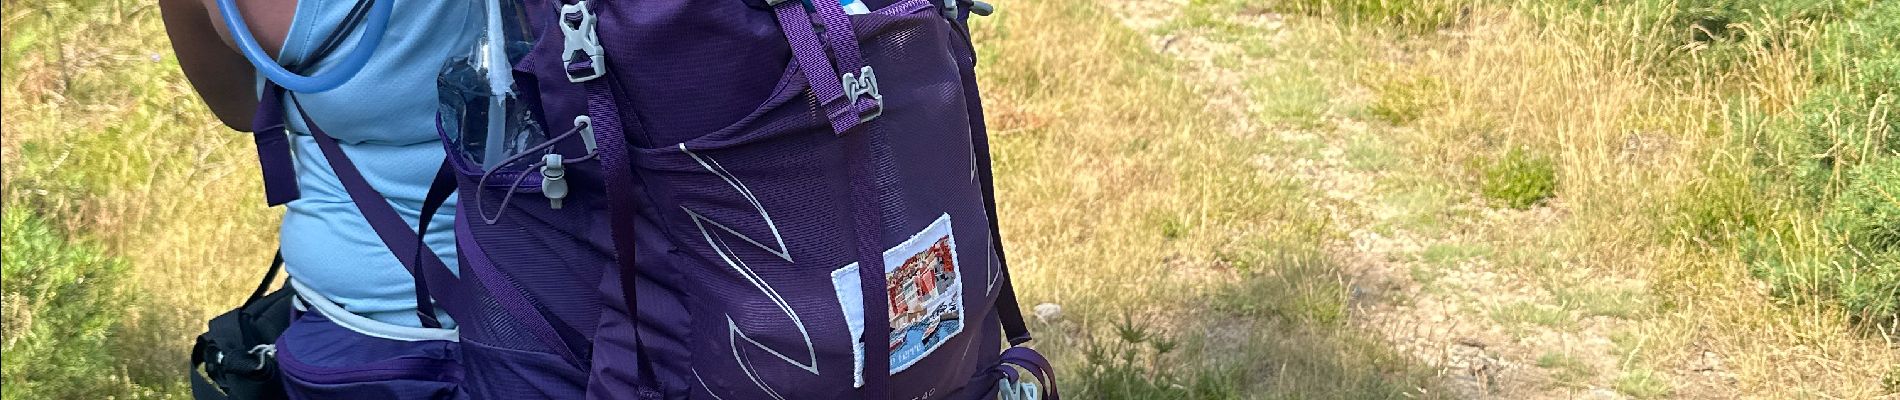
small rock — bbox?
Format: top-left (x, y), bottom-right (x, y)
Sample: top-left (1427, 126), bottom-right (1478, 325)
top-left (1690, 351), bottom-right (1724, 372)
top-left (1455, 336), bottom-right (1487, 349)
top-left (1585, 387), bottom-right (1624, 400)
top-left (1032, 303), bottom-right (1062, 323)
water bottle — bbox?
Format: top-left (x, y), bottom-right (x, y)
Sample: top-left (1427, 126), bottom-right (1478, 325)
top-left (438, 0), bottom-right (543, 172)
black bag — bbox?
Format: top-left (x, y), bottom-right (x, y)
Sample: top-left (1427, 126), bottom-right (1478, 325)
top-left (190, 252), bottom-right (295, 400)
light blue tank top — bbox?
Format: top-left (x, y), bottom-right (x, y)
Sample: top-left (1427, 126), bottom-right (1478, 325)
top-left (270, 0), bottom-right (477, 327)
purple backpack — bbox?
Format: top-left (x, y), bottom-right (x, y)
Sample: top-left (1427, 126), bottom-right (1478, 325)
top-left (247, 0), bottom-right (1053, 398)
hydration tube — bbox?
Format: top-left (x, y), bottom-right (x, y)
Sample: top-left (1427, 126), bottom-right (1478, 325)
top-left (216, 0), bottom-right (392, 93)
top-left (481, 0), bottom-right (511, 169)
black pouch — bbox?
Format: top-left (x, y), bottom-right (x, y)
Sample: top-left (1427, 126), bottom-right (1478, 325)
top-left (190, 252), bottom-right (295, 400)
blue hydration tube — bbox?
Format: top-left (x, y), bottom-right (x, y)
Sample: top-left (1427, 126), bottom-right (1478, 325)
top-left (216, 0), bottom-right (391, 93)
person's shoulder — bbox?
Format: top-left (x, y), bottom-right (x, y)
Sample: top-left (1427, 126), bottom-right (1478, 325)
top-left (201, 0), bottom-right (297, 56)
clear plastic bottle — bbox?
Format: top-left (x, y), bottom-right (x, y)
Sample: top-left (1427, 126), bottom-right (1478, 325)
top-left (438, 0), bottom-right (543, 172)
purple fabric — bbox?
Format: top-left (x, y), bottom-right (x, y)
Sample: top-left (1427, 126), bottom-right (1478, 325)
top-left (275, 311), bottom-right (465, 399)
top-left (998, 347), bottom-right (1058, 400)
top-left (251, 88), bottom-right (301, 206)
top-left (772, 2), bottom-right (848, 133)
top-left (942, 1), bottom-right (1032, 347)
top-left (419, 0), bottom-right (1049, 398)
top-left (450, 214), bottom-right (583, 366)
top-left (571, 0), bottom-right (656, 383)
top-left (808, 0), bottom-right (882, 129)
top-left (287, 91), bottom-right (458, 327)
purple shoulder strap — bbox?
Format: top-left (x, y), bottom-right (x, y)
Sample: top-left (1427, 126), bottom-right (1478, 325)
top-left (252, 88), bottom-right (301, 206)
top-left (259, 83), bottom-right (464, 327)
top-left (943, 1), bottom-right (1032, 346)
top-left (561, 0), bottom-right (657, 383)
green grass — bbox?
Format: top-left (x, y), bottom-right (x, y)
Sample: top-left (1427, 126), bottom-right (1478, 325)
top-left (1490, 301), bottom-right (1574, 331)
top-left (1415, 243), bottom-right (1490, 267)
top-left (1311, 0), bottom-right (1898, 394)
top-left (1613, 368), bottom-right (1674, 399)
top-left (1693, 0), bottom-right (1900, 326)
top-left (0, 207), bottom-right (149, 399)
top-left (1075, 317), bottom-right (1240, 399)
top-left (979, 1), bottom-right (1445, 397)
top-left (9, 0), bottom-right (1895, 397)
top-left (1273, 0), bottom-right (1472, 33)
top-left (1533, 351), bottom-right (1594, 388)
top-left (1477, 147), bottom-right (1558, 210)
top-left (4, 0), bottom-right (282, 397)
top-left (1554, 286), bottom-right (1653, 320)
top-left (1370, 176), bottom-right (1467, 236)
top-left (1364, 70), bottom-right (1444, 125)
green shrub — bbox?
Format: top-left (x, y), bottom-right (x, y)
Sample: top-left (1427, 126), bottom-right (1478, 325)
top-left (1479, 147), bottom-right (1559, 209)
top-left (1825, 158), bottom-right (1900, 321)
top-left (1674, 159), bottom-right (1772, 246)
top-left (0, 206), bottom-right (146, 399)
top-left (1669, 0), bottom-right (1867, 39)
top-left (1366, 71), bottom-right (1445, 125)
top-left (1076, 317), bottom-right (1240, 400)
top-left (1613, 368), bottom-right (1674, 399)
top-left (1741, 157), bottom-right (1899, 326)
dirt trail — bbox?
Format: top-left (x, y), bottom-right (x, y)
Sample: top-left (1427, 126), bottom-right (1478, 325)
top-left (1110, 3), bottom-right (1731, 399)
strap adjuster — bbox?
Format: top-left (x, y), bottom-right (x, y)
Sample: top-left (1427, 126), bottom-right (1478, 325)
top-left (841, 65), bottom-right (883, 122)
top-left (560, 1), bottom-right (606, 82)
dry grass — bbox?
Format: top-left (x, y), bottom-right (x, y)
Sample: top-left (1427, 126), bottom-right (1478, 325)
top-left (4, 0), bottom-right (1444, 398)
top-left (3, 0), bottom-right (278, 396)
top-left (6, 0), bottom-right (1893, 398)
top-left (974, 1), bottom-right (1445, 397)
top-left (1359, 1), bottom-right (1900, 396)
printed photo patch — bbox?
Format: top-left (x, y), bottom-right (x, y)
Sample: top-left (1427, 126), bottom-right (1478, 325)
top-left (832, 213), bottom-right (966, 385)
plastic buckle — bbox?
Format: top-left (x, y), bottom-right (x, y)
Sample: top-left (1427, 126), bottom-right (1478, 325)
top-left (841, 65), bottom-right (883, 122)
top-left (560, 0), bottom-right (606, 83)
top-left (541, 154), bottom-right (568, 209)
top-left (995, 378), bottom-right (1039, 400)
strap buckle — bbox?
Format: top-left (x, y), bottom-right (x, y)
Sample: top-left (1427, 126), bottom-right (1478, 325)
top-left (841, 65), bottom-right (883, 122)
top-left (560, 0), bottom-right (606, 82)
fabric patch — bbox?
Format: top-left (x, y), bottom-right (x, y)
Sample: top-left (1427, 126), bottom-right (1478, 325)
top-left (833, 213), bottom-right (966, 383)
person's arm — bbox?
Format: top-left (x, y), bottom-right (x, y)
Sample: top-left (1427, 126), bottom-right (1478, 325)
top-left (160, 0), bottom-right (295, 132)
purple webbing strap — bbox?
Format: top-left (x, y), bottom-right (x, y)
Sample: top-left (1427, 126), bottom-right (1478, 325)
top-left (772, 0), bottom-right (878, 135)
top-left (772, 2), bottom-right (849, 133)
top-left (807, 0), bottom-right (880, 131)
top-left (564, 0), bottom-right (657, 385)
top-left (450, 216), bottom-right (585, 366)
top-left (586, 74), bottom-right (660, 387)
top-left (840, 111), bottom-right (894, 398)
top-left (999, 346), bottom-right (1060, 399)
top-left (284, 91), bottom-right (457, 328)
top-left (773, 0), bottom-right (895, 396)
top-left (943, 5), bottom-right (1032, 346)
top-left (252, 88), bottom-right (301, 206)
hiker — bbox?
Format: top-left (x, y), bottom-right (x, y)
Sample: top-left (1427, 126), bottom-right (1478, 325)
top-left (173, 0), bottom-right (1059, 398)
top-left (164, 0), bottom-right (471, 398)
